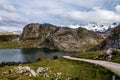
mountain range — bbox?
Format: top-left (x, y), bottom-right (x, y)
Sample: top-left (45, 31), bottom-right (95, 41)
top-left (0, 22), bottom-right (119, 52)
top-left (69, 22), bottom-right (119, 33)
top-left (0, 22), bottom-right (119, 35)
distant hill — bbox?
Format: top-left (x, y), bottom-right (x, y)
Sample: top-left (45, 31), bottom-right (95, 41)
top-left (20, 23), bottom-right (103, 52)
top-left (0, 35), bottom-right (20, 42)
top-left (0, 32), bottom-right (14, 35)
top-left (0, 31), bottom-right (22, 35)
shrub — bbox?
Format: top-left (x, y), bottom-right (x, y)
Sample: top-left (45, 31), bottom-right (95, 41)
top-left (36, 58), bottom-right (42, 62)
top-left (53, 55), bottom-right (58, 59)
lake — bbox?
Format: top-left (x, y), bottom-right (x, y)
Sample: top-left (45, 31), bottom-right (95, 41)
top-left (0, 48), bottom-right (73, 63)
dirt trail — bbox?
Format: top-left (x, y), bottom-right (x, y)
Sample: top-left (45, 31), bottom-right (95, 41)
top-left (63, 56), bottom-right (120, 76)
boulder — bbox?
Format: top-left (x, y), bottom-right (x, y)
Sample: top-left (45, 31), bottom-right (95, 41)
top-left (36, 67), bottom-right (44, 73)
top-left (29, 69), bottom-right (37, 77)
top-left (1, 66), bottom-right (38, 77)
top-left (1, 66), bottom-right (52, 77)
top-left (94, 48), bottom-right (120, 61)
top-left (54, 72), bottom-right (62, 79)
top-left (36, 67), bottom-right (49, 73)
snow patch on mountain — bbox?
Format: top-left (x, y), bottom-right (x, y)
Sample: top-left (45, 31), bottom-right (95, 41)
top-left (68, 23), bottom-right (119, 32)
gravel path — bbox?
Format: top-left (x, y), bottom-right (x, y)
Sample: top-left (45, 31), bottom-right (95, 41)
top-left (63, 56), bottom-right (120, 76)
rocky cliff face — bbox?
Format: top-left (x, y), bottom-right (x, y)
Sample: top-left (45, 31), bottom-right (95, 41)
top-left (94, 25), bottom-right (120, 50)
top-left (105, 25), bottom-right (120, 49)
top-left (21, 23), bottom-right (103, 52)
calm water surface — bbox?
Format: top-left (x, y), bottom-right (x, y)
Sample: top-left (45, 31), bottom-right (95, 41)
top-left (0, 48), bottom-right (73, 63)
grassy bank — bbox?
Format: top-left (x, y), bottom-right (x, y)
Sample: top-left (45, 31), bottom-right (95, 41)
top-left (0, 58), bottom-right (120, 80)
top-left (72, 51), bottom-right (102, 59)
top-left (73, 50), bottom-right (120, 64)
top-left (0, 40), bottom-right (37, 49)
top-left (110, 53), bottom-right (120, 63)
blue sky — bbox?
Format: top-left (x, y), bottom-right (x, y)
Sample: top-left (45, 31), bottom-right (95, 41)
top-left (0, 0), bottom-right (120, 31)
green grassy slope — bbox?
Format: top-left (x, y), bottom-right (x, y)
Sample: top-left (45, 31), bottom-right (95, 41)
top-left (0, 58), bottom-right (120, 80)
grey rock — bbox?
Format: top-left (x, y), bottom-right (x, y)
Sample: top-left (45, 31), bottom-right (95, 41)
top-left (29, 69), bottom-right (37, 77)
top-left (1, 66), bottom-right (38, 77)
top-left (20, 23), bottom-right (103, 52)
top-left (54, 72), bottom-right (62, 79)
top-left (94, 48), bottom-right (120, 61)
top-left (94, 25), bottom-right (120, 50)
top-left (36, 67), bottom-right (49, 73)
top-left (43, 73), bottom-right (49, 78)
top-left (36, 67), bottom-right (44, 73)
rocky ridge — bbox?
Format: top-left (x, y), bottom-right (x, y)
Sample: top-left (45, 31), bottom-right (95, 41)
top-left (20, 23), bottom-right (103, 52)
top-left (94, 25), bottom-right (120, 50)
top-left (94, 48), bottom-right (120, 61)
top-left (89, 25), bottom-right (120, 61)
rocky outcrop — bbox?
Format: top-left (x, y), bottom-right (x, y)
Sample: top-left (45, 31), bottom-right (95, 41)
top-left (1, 66), bottom-right (50, 77)
top-left (93, 25), bottom-right (120, 50)
top-left (20, 23), bottom-right (103, 52)
top-left (1, 65), bottom-right (63, 79)
top-left (91, 26), bottom-right (120, 61)
top-left (104, 25), bottom-right (120, 49)
top-left (94, 48), bottom-right (120, 61)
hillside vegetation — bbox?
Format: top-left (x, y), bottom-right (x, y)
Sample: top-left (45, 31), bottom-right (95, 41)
top-left (73, 25), bottom-right (120, 63)
top-left (0, 58), bottom-right (120, 80)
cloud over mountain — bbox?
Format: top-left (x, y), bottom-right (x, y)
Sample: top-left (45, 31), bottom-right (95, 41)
top-left (0, 0), bottom-right (120, 31)
top-left (66, 6), bottom-right (120, 24)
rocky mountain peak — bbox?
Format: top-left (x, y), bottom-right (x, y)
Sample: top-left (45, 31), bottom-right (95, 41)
top-left (20, 23), bottom-right (103, 52)
top-left (93, 25), bottom-right (120, 50)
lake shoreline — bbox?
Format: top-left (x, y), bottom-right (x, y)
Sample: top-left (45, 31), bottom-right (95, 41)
top-left (0, 48), bottom-right (76, 63)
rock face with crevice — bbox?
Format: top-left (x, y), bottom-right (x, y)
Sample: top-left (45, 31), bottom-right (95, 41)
top-left (93, 25), bottom-right (120, 50)
top-left (20, 23), bottom-right (103, 52)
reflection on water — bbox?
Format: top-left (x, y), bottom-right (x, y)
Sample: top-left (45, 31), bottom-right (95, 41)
top-left (0, 48), bottom-right (72, 63)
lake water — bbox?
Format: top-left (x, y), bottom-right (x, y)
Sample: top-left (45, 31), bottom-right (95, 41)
top-left (0, 48), bottom-right (73, 63)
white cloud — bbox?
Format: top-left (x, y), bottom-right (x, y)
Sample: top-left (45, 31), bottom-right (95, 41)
top-left (115, 5), bottom-right (120, 13)
top-left (60, 0), bottom-right (105, 9)
top-left (65, 6), bottom-right (120, 24)
top-left (0, 17), bottom-right (2, 21)
top-left (0, 1), bottom-right (29, 29)
top-left (0, 26), bottom-right (22, 32)
top-left (0, 0), bottom-right (120, 31)
top-left (0, 3), bottom-right (16, 12)
top-left (0, 10), bottom-right (29, 25)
